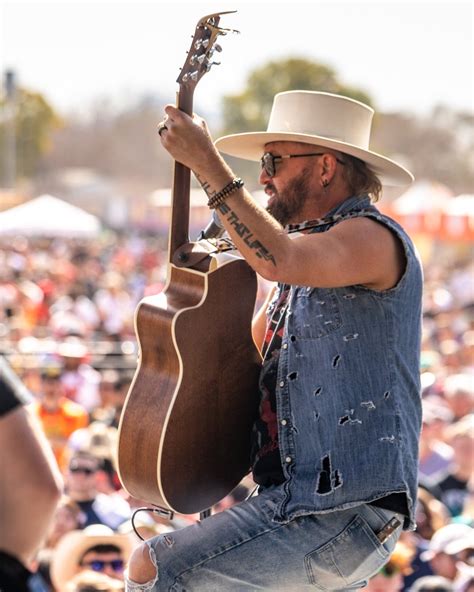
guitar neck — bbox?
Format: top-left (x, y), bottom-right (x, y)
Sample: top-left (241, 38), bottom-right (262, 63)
top-left (168, 90), bottom-right (194, 263)
top-left (164, 10), bottom-right (237, 264)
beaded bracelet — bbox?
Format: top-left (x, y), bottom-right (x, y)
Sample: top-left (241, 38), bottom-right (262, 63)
top-left (207, 177), bottom-right (244, 209)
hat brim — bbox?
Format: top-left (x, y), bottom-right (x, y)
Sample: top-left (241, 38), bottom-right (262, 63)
top-left (215, 131), bottom-right (413, 187)
top-left (51, 531), bottom-right (133, 590)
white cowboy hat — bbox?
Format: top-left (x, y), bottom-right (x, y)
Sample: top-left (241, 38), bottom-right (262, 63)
top-left (50, 524), bottom-right (133, 591)
top-left (420, 523), bottom-right (473, 561)
top-left (215, 91), bottom-right (413, 187)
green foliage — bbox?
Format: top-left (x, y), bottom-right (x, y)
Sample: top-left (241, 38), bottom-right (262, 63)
top-left (0, 88), bottom-right (61, 181)
top-left (221, 57), bottom-right (372, 134)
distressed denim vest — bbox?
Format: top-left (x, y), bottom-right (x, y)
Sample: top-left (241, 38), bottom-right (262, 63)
top-left (270, 195), bottom-right (423, 530)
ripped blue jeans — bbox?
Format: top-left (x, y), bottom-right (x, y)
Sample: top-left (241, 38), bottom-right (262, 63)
top-left (125, 488), bottom-right (402, 591)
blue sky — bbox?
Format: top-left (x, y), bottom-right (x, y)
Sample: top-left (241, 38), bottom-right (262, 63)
top-left (1, 0), bottom-right (472, 118)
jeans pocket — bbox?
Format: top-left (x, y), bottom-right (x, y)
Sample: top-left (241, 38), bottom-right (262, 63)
top-left (304, 513), bottom-right (389, 591)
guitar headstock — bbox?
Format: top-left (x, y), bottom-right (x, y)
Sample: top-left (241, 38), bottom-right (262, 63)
top-left (177, 11), bottom-right (238, 89)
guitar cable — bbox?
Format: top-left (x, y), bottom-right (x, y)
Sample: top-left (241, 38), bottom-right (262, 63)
top-left (131, 484), bottom-right (260, 541)
top-left (131, 506), bottom-right (175, 542)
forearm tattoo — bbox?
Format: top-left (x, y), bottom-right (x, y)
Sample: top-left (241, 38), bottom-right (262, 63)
top-left (217, 202), bottom-right (276, 266)
top-left (194, 172), bottom-right (216, 199)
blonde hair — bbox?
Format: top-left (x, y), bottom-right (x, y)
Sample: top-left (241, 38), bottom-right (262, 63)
top-left (340, 154), bottom-right (383, 202)
top-left (385, 540), bottom-right (416, 575)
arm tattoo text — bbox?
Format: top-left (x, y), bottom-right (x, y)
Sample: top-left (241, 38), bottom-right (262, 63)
top-left (217, 203), bottom-right (276, 266)
top-left (194, 172), bottom-right (216, 199)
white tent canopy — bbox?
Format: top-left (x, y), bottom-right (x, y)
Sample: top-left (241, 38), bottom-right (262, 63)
top-left (443, 194), bottom-right (474, 216)
top-left (392, 181), bottom-right (454, 215)
top-left (0, 194), bottom-right (101, 237)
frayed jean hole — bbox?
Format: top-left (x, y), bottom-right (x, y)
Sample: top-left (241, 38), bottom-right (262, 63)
top-left (343, 333), bottom-right (359, 341)
top-left (316, 454), bottom-right (343, 495)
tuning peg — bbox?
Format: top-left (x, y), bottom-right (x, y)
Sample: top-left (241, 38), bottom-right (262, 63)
top-left (183, 72), bottom-right (195, 82)
top-left (182, 72), bottom-right (198, 82)
top-left (202, 39), bottom-right (210, 48)
top-left (214, 43), bottom-right (223, 52)
top-left (204, 61), bottom-right (221, 72)
top-left (208, 44), bottom-right (223, 58)
top-left (194, 39), bottom-right (203, 50)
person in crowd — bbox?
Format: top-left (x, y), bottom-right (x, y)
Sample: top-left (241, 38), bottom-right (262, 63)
top-left (420, 523), bottom-right (474, 584)
top-left (92, 369), bottom-right (122, 424)
top-left (67, 420), bottom-right (122, 494)
top-left (32, 360), bottom-right (89, 469)
top-left (402, 488), bottom-right (452, 590)
top-left (363, 539), bottom-right (415, 591)
top-left (94, 271), bottom-right (134, 340)
top-left (419, 399), bottom-right (454, 483)
top-left (434, 417), bottom-right (474, 517)
top-left (442, 375), bottom-right (474, 422)
top-left (59, 337), bottom-right (102, 412)
top-left (0, 358), bottom-right (62, 591)
top-left (65, 451), bottom-right (130, 530)
top-left (65, 569), bottom-right (125, 591)
top-left (408, 575), bottom-right (454, 591)
top-left (50, 525), bottom-right (132, 591)
top-left (416, 488), bottom-right (452, 542)
top-left (44, 495), bottom-right (87, 549)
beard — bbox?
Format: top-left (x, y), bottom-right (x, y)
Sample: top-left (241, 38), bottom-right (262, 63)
top-left (265, 169), bottom-right (313, 226)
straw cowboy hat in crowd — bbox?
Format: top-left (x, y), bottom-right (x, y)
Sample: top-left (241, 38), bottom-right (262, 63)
top-left (215, 90), bottom-right (414, 187)
top-left (50, 524), bottom-right (133, 591)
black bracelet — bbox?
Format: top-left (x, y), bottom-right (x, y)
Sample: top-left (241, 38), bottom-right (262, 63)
top-left (208, 178), bottom-right (244, 209)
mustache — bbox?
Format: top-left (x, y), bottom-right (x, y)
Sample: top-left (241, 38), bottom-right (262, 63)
top-left (264, 183), bottom-right (277, 194)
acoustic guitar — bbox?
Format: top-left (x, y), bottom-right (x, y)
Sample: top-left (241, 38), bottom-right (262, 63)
top-left (117, 12), bottom-right (262, 515)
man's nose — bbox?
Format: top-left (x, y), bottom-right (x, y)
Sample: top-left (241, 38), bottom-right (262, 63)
top-left (259, 166), bottom-right (271, 185)
top-left (102, 565), bottom-right (118, 579)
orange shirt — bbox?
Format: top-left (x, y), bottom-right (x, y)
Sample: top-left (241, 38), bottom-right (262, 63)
top-left (32, 397), bottom-right (89, 468)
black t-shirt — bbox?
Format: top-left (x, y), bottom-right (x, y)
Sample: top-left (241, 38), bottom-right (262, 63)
top-left (0, 376), bottom-right (21, 417)
top-left (0, 357), bottom-right (32, 417)
top-left (0, 550), bottom-right (49, 592)
top-left (251, 285), bottom-right (290, 487)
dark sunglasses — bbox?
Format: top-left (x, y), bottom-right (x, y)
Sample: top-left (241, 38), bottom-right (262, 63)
top-left (82, 559), bottom-right (124, 572)
top-left (69, 466), bottom-right (96, 475)
top-left (260, 151), bottom-right (346, 178)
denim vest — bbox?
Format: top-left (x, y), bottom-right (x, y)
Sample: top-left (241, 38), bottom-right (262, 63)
top-left (271, 196), bottom-right (423, 530)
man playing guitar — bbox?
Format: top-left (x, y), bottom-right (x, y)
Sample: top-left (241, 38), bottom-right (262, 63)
top-left (126, 90), bottom-right (422, 591)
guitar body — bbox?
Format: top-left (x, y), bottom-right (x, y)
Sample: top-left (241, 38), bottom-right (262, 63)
top-left (118, 252), bottom-right (262, 513)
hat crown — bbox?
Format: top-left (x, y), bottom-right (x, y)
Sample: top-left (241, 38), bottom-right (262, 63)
top-left (267, 91), bottom-right (374, 150)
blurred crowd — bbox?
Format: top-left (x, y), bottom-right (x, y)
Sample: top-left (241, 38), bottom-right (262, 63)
top-left (0, 233), bottom-right (473, 592)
